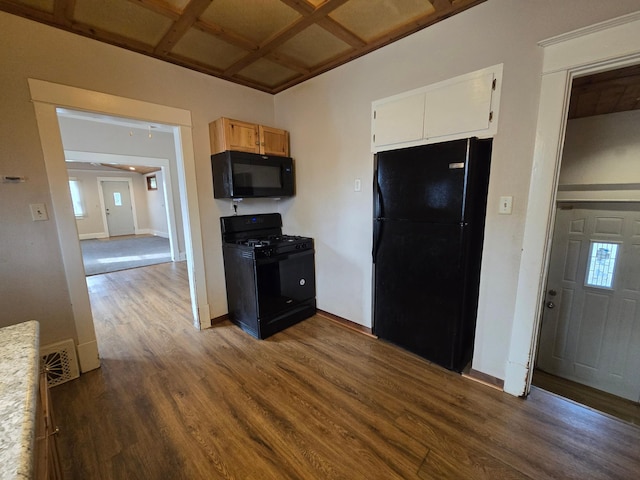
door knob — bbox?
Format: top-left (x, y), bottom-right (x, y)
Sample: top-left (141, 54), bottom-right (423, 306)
top-left (546, 301), bottom-right (555, 309)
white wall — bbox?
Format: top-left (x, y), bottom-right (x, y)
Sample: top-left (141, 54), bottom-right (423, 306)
top-left (0, 10), bottom-right (276, 344)
top-left (274, 0), bottom-right (640, 380)
top-left (561, 110), bottom-right (640, 185)
top-left (67, 167), bottom-right (151, 238)
top-left (145, 170), bottom-right (169, 237)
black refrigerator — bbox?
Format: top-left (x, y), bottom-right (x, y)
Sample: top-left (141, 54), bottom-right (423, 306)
top-left (372, 138), bottom-right (492, 372)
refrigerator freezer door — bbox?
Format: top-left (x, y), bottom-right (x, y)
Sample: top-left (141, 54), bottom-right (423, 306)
top-left (373, 220), bottom-right (469, 371)
top-left (375, 140), bottom-right (469, 223)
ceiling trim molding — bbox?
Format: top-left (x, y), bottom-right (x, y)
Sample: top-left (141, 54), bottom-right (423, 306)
top-left (538, 11), bottom-right (640, 47)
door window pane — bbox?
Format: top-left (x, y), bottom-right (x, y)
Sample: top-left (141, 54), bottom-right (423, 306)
top-left (585, 241), bottom-right (619, 289)
top-left (113, 192), bottom-right (122, 206)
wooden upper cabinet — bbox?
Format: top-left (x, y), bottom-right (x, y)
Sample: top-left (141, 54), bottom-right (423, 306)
top-left (210, 117), bottom-right (289, 156)
top-left (259, 125), bottom-right (289, 157)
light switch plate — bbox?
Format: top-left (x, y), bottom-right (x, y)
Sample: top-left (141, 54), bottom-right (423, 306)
top-left (354, 178), bottom-right (362, 192)
top-left (499, 196), bottom-right (513, 215)
top-left (30, 203), bottom-right (48, 221)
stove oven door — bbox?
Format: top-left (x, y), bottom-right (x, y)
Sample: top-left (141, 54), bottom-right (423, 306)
top-left (255, 249), bottom-right (316, 320)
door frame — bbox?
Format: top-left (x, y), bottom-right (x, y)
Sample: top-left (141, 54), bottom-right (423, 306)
top-left (98, 177), bottom-right (138, 237)
top-left (504, 12), bottom-right (640, 396)
top-left (66, 151), bottom-right (182, 262)
top-left (29, 79), bottom-right (211, 373)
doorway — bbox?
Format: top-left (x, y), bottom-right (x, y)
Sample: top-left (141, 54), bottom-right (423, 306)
top-left (101, 179), bottom-right (136, 236)
top-left (29, 79), bottom-right (211, 372)
top-left (534, 203), bottom-right (640, 422)
top-left (530, 64), bottom-right (640, 422)
top-left (504, 14), bottom-right (640, 398)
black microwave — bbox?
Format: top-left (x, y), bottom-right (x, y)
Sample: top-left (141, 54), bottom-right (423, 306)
top-left (211, 151), bottom-right (295, 199)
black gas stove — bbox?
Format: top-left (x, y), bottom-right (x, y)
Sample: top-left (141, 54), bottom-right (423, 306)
top-left (232, 234), bottom-right (313, 258)
top-left (220, 213), bottom-right (316, 339)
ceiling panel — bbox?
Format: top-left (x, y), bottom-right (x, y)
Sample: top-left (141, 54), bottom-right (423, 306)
top-left (74, 0), bottom-right (173, 47)
top-left (171, 27), bottom-right (247, 70)
top-left (0, 0), bottom-right (487, 94)
top-left (276, 24), bottom-right (352, 68)
top-left (19, 0), bottom-right (52, 12)
top-left (200, 0), bottom-right (300, 45)
top-left (569, 64), bottom-right (640, 119)
top-left (237, 57), bottom-right (299, 88)
top-left (329, 0), bottom-right (435, 41)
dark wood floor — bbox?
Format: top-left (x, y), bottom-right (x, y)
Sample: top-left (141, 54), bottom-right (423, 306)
top-left (532, 369), bottom-right (640, 426)
top-left (51, 262), bottom-right (640, 479)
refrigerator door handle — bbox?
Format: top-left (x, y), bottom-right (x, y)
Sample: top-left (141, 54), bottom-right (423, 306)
top-left (373, 164), bottom-right (384, 219)
top-left (372, 219), bottom-right (383, 263)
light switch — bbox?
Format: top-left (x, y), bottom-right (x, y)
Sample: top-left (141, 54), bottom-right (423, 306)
top-left (30, 203), bottom-right (49, 221)
top-left (354, 178), bottom-right (362, 192)
top-left (499, 196), bottom-right (513, 215)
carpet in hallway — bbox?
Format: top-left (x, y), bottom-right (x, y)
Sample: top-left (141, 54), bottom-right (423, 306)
top-left (81, 235), bottom-right (171, 275)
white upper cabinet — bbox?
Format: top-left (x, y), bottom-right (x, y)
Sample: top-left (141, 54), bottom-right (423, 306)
top-left (372, 90), bottom-right (425, 148)
top-left (371, 64), bottom-right (503, 152)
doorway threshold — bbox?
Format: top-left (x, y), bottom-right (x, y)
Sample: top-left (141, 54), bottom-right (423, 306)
top-left (532, 369), bottom-right (640, 427)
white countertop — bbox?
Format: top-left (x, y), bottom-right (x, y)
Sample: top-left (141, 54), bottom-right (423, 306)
top-left (0, 321), bottom-right (40, 480)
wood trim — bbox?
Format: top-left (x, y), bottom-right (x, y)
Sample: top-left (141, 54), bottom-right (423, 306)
top-left (223, 0), bottom-right (351, 77)
top-left (462, 368), bottom-right (504, 391)
top-left (316, 310), bottom-right (376, 338)
top-left (211, 310), bottom-right (374, 338)
top-left (210, 313), bottom-right (229, 325)
top-left (154, 0), bottom-right (212, 56)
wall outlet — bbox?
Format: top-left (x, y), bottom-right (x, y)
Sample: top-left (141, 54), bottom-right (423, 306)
top-left (499, 196), bottom-right (513, 215)
top-left (30, 203), bottom-right (49, 221)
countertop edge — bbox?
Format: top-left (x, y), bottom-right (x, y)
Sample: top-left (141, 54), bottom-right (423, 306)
top-left (0, 320), bottom-right (40, 480)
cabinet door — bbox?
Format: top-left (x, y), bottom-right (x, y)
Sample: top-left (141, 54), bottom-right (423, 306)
top-left (424, 71), bottom-right (496, 141)
top-left (259, 125), bottom-right (289, 156)
top-left (371, 91), bottom-right (426, 151)
top-left (225, 118), bottom-right (260, 153)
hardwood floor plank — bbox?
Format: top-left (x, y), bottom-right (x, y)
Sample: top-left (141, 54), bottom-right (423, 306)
top-left (50, 262), bottom-right (640, 479)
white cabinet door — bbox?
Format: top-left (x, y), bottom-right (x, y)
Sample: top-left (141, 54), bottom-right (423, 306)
top-left (372, 91), bottom-right (425, 151)
top-left (371, 64), bottom-right (502, 153)
top-left (424, 71), bottom-right (495, 141)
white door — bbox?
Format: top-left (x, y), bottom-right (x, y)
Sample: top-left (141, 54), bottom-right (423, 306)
top-left (537, 203), bottom-right (640, 401)
top-left (101, 181), bottom-right (135, 237)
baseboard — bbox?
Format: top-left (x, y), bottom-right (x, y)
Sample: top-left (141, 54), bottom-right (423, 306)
top-left (462, 367), bottom-right (504, 391)
top-left (210, 314), bottom-right (229, 326)
top-left (177, 252), bottom-right (187, 261)
top-left (316, 310), bottom-right (376, 338)
top-left (150, 230), bottom-right (169, 238)
top-left (78, 232), bottom-right (107, 240)
top-left (76, 340), bottom-right (101, 373)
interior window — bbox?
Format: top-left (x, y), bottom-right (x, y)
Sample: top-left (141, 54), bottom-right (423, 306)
top-left (68, 178), bottom-right (85, 218)
top-left (585, 241), bottom-right (619, 289)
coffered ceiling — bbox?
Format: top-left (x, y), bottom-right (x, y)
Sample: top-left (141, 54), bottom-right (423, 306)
top-left (569, 64), bottom-right (640, 119)
top-left (0, 0), bottom-right (485, 94)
